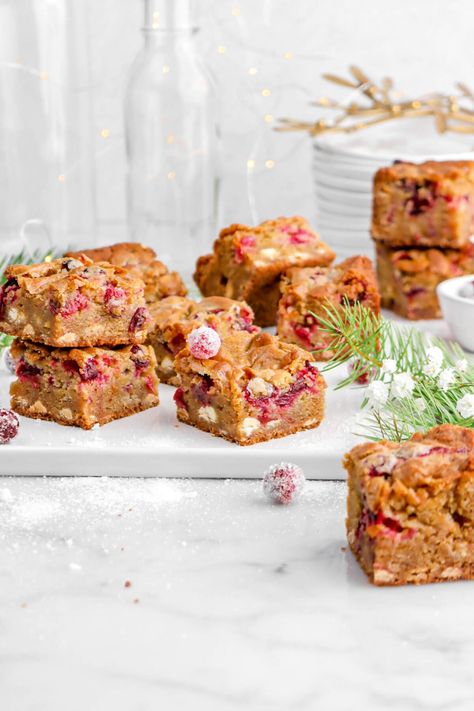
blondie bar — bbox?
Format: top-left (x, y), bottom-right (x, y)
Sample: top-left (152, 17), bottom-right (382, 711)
top-left (376, 242), bottom-right (474, 319)
top-left (194, 216), bottom-right (335, 327)
top-left (148, 295), bottom-right (258, 385)
top-left (372, 160), bottom-right (474, 248)
top-left (277, 256), bottom-right (380, 359)
top-left (0, 256), bottom-right (150, 346)
top-left (10, 339), bottom-right (159, 429)
top-left (345, 424), bottom-right (474, 586)
top-left (174, 330), bottom-right (326, 445)
top-left (65, 242), bottom-right (187, 303)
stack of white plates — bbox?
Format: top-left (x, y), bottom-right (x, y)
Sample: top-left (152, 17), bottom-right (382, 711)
top-left (313, 118), bottom-right (474, 259)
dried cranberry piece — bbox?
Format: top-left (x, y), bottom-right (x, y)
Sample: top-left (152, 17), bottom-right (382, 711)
top-left (130, 347), bottom-right (150, 374)
top-left (376, 512), bottom-right (403, 533)
top-left (173, 386), bottom-right (188, 410)
top-left (192, 375), bottom-right (213, 405)
top-left (80, 359), bottom-right (99, 382)
top-left (61, 291), bottom-right (89, 317)
top-left (406, 287), bottom-right (425, 298)
top-left (16, 359), bottom-right (42, 384)
top-left (234, 235), bottom-right (256, 263)
top-left (104, 283), bottom-right (126, 313)
top-left (0, 278), bottom-right (19, 316)
top-left (62, 359), bottom-right (80, 375)
top-left (129, 307), bottom-right (148, 334)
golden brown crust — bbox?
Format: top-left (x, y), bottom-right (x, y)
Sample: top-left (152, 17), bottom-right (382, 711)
top-left (375, 242), bottom-right (474, 319)
top-left (174, 330), bottom-right (326, 445)
top-left (345, 425), bottom-right (474, 586)
top-left (66, 242), bottom-right (187, 303)
top-left (277, 256), bottom-right (380, 357)
top-left (194, 216), bottom-right (335, 327)
top-left (372, 160), bottom-right (474, 249)
top-left (10, 339), bottom-right (159, 429)
top-left (0, 255), bottom-right (150, 346)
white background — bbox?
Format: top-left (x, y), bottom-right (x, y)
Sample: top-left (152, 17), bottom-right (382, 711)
top-left (2, 0), bottom-right (474, 248)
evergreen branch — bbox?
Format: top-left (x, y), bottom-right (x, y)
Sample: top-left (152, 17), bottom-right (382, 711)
top-left (320, 301), bottom-right (474, 442)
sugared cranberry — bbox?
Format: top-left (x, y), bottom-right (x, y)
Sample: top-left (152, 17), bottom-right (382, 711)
top-left (129, 307), bottom-right (149, 334)
top-left (0, 409), bottom-right (19, 444)
top-left (80, 359), bottom-right (99, 382)
top-left (263, 462), bottom-right (305, 505)
top-left (188, 326), bottom-right (221, 359)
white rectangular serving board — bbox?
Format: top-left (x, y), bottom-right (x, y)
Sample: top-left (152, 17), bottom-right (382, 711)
top-left (0, 315), bottom-right (451, 479)
top-left (0, 366), bottom-right (364, 479)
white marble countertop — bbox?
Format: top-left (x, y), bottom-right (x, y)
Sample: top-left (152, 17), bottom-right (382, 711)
top-left (1, 477), bottom-right (473, 711)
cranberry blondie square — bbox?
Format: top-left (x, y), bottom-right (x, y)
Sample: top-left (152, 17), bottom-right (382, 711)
top-left (174, 330), bottom-right (326, 445)
top-left (65, 242), bottom-right (187, 303)
top-left (376, 242), bottom-right (474, 319)
top-left (10, 339), bottom-right (159, 429)
top-left (345, 424), bottom-right (474, 586)
top-left (0, 255), bottom-right (150, 347)
top-left (277, 256), bottom-right (380, 359)
top-left (372, 160), bottom-right (474, 249)
top-left (148, 295), bottom-right (259, 385)
top-left (194, 216), bottom-right (335, 327)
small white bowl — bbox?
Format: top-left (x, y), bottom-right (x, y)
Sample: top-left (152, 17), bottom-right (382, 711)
top-left (437, 275), bottom-right (474, 352)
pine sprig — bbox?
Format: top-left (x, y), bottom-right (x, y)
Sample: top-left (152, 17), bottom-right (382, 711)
top-left (318, 300), bottom-right (474, 441)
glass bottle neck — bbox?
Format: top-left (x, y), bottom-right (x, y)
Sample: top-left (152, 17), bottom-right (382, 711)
top-left (143, 0), bottom-right (193, 31)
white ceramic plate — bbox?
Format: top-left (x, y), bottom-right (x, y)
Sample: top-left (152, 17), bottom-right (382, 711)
top-left (0, 365), bottom-right (365, 479)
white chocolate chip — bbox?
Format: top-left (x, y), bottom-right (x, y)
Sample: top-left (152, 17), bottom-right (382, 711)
top-left (247, 377), bottom-right (273, 397)
top-left (29, 400), bottom-right (47, 414)
top-left (240, 417), bottom-right (261, 437)
top-left (6, 307), bottom-right (18, 323)
top-left (198, 406), bottom-right (217, 423)
top-left (259, 247), bottom-right (278, 260)
top-left (266, 419), bottom-right (281, 428)
top-left (59, 408), bottom-right (73, 421)
top-left (57, 332), bottom-right (77, 345)
top-left (160, 356), bottom-right (174, 372)
top-left (23, 324), bottom-right (34, 337)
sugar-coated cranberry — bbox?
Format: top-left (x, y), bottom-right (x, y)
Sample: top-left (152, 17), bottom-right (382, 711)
top-left (263, 462), bottom-right (305, 505)
top-left (187, 326), bottom-right (221, 359)
top-left (0, 409), bottom-right (19, 444)
top-left (129, 307), bottom-right (148, 334)
top-left (3, 348), bottom-right (17, 374)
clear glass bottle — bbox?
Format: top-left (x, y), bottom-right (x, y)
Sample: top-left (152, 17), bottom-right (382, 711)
top-left (0, 1), bottom-right (96, 255)
top-left (125, 0), bottom-right (219, 269)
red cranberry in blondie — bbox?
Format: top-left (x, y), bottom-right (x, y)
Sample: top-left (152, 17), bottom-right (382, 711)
top-left (372, 160), bottom-right (474, 248)
top-left (194, 216), bottom-right (335, 327)
top-left (173, 330), bottom-right (326, 445)
top-left (65, 242), bottom-right (187, 303)
top-left (10, 339), bottom-right (159, 429)
top-left (345, 424), bottom-right (474, 586)
top-left (0, 255), bottom-right (150, 347)
top-left (147, 295), bottom-right (259, 385)
top-left (277, 256), bottom-right (380, 359)
top-left (376, 242), bottom-right (474, 319)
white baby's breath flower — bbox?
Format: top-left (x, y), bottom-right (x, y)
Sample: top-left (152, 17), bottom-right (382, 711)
top-left (455, 359), bottom-right (468, 373)
top-left (381, 359), bottom-right (397, 375)
top-left (456, 393), bottom-right (474, 419)
top-left (438, 368), bottom-right (455, 391)
top-left (422, 345), bottom-right (444, 377)
top-left (366, 380), bottom-right (389, 407)
top-left (413, 398), bottom-right (426, 412)
top-left (392, 372), bottom-right (415, 398)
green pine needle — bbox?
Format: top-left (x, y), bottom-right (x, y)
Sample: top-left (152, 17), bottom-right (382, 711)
top-left (318, 299), bottom-right (474, 442)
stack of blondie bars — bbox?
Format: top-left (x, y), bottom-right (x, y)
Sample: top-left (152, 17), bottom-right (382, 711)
top-left (372, 160), bottom-right (474, 319)
top-left (0, 255), bottom-right (160, 429)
